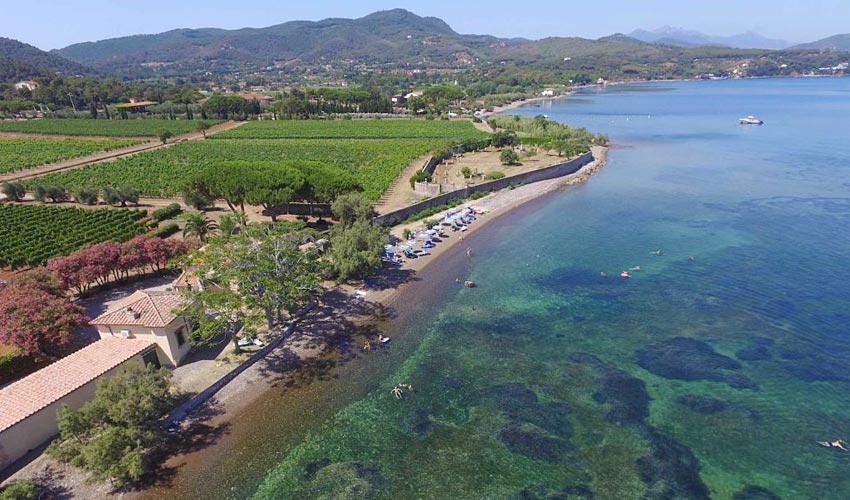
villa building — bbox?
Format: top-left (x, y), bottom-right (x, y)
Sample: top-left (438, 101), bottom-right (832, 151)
top-left (90, 290), bottom-right (193, 367)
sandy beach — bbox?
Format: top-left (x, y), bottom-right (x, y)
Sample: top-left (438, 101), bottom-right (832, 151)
top-left (478, 93), bottom-right (571, 119)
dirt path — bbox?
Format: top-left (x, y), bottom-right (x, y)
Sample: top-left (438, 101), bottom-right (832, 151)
top-left (374, 154), bottom-right (432, 214)
top-left (0, 121), bottom-right (245, 183)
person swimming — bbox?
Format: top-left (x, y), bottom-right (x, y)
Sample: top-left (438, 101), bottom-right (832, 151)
top-left (818, 440), bottom-right (849, 452)
top-left (620, 271), bottom-right (630, 278)
top-left (689, 255), bottom-right (696, 262)
top-left (629, 266), bottom-right (641, 271)
top-left (653, 249), bottom-right (663, 256)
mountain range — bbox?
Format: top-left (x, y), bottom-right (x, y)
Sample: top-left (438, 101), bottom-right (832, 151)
top-left (1, 9), bottom-right (849, 83)
top-left (629, 27), bottom-right (793, 50)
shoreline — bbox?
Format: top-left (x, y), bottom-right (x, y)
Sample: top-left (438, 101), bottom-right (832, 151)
top-left (136, 146), bottom-right (608, 498)
top-left (5, 147), bottom-right (608, 499)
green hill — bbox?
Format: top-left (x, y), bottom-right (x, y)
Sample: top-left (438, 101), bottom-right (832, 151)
top-left (0, 37), bottom-right (90, 82)
top-left (791, 34), bottom-right (850, 51)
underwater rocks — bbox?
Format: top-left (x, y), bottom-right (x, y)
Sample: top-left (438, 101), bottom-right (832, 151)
top-left (515, 484), bottom-right (595, 500)
top-left (474, 383), bottom-right (577, 464)
top-left (733, 485), bottom-right (782, 500)
top-left (676, 394), bottom-right (762, 422)
top-left (569, 353), bottom-right (710, 500)
top-left (302, 461), bottom-right (388, 499)
top-left (569, 352), bottom-right (649, 426)
top-left (636, 337), bottom-right (758, 390)
top-left (676, 395), bottom-right (731, 414)
top-left (736, 337), bottom-right (774, 362)
top-left (636, 428), bottom-right (711, 500)
top-left (499, 424), bottom-right (575, 464)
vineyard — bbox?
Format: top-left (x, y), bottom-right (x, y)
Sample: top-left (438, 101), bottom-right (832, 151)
top-left (0, 204), bottom-right (147, 267)
top-left (0, 119), bottom-right (219, 137)
top-left (0, 138), bottom-right (143, 174)
top-left (212, 119), bottom-right (490, 140)
top-left (29, 138), bottom-right (452, 200)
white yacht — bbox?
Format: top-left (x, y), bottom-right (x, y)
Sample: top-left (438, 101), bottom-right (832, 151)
top-left (739, 115), bottom-right (764, 125)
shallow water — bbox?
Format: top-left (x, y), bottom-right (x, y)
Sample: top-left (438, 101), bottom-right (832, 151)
top-left (174, 78), bottom-right (850, 500)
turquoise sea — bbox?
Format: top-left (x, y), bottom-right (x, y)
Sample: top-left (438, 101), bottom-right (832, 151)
top-left (166, 78), bottom-right (850, 500)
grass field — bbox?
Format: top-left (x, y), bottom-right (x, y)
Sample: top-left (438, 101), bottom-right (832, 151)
top-left (0, 119), bottom-right (219, 137)
top-left (0, 138), bottom-right (144, 174)
top-left (212, 119), bottom-right (490, 140)
top-left (0, 204), bottom-right (147, 267)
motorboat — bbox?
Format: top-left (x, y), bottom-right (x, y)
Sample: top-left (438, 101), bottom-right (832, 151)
top-left (739, 115), bottom-right (764, 125)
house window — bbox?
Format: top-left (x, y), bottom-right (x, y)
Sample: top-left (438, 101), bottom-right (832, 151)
top-left (142, 350), bottom-right (161, 369)
top-left (175, 327), bottom-right (186, 347)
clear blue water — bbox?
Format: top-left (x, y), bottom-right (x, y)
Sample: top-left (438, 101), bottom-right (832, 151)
top-left (207, 78), bottom-right (850, 500)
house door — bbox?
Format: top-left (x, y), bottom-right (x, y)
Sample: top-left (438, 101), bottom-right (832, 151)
top-left (142, 350), bottom-right (161, 369)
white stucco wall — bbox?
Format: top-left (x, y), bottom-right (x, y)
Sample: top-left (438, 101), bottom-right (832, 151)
top-left (96, 318), bottom-right (192, 366)
top-left (0, 354), bottom-right (147, 471)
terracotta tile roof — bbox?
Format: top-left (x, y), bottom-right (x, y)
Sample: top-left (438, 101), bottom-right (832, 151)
top-left (172, 270), bottom-right (202, 291)
top-left (0, 338), bottom-right (155, 433)
top-left (90, 290), bottom-right (187, 328)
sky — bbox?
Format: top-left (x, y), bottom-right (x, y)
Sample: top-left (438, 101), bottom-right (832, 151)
top-left (4, 0), bottom-right (850, 50)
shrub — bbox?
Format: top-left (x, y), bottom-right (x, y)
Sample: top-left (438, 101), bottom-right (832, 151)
top-left (151, 203), bottom-right (182, 223)
top-left (74, 188), bottom-right (99, 205)
top-left (0, 480), bottom-right (37, 500)
top-left (461, 166), bottom-right (472, 179)
top-left (500, 149), bottom-right (520, 166)
top-left (151, 222), bottom-right (180, 239)
top-left (1, 182), bottom-right (26, 202)
top-left (409, 171), bottom-right (433, 188)
top-left (103, 185), bottom-right (139, 207)
top-left (0, 351), bottom-right (34, 384)
top-left (33, 185), bottom-right (69, 203)
top-left (490, 130), bottom-right (518, 148)
top-left (469, 191), bottom-right (489, 200)
top-left (484, 171), bottom-right (506, 180)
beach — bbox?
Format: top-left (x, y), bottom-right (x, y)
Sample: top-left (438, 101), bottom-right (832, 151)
top-left (6, 142), bottom-right (607, 499)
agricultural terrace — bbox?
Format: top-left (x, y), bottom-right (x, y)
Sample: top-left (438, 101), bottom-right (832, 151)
top-left (0, 204), bottom-right (146, 267)
top-left (0, 119), bottom-right (219, 137)
top-left (0, 138), bottom-right (143, 174)
top-left (213, 119), bottom-right (490, 140)
top-left (31, 120), bottom-right (491, 200)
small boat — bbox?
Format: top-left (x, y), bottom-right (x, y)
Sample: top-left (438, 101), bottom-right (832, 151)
top-left (464, 281), bottom-right (475, 288)
top-left (739, 115), bottom-right (764, 125)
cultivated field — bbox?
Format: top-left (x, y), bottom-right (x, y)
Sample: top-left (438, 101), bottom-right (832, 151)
top-left (29, 139), bottom-right (448, 200)
top-left (212, 119), bottom-right (490, 140)
top-left (0, 119), bottom-right (219, 137)
top-left (0, 204), bottom-right (147, 267)
top-left (0, 138), bottom-right (143, 174)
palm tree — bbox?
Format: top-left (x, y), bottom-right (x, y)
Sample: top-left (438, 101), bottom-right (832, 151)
top-left (183, 213), bottom-right (218, 242)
